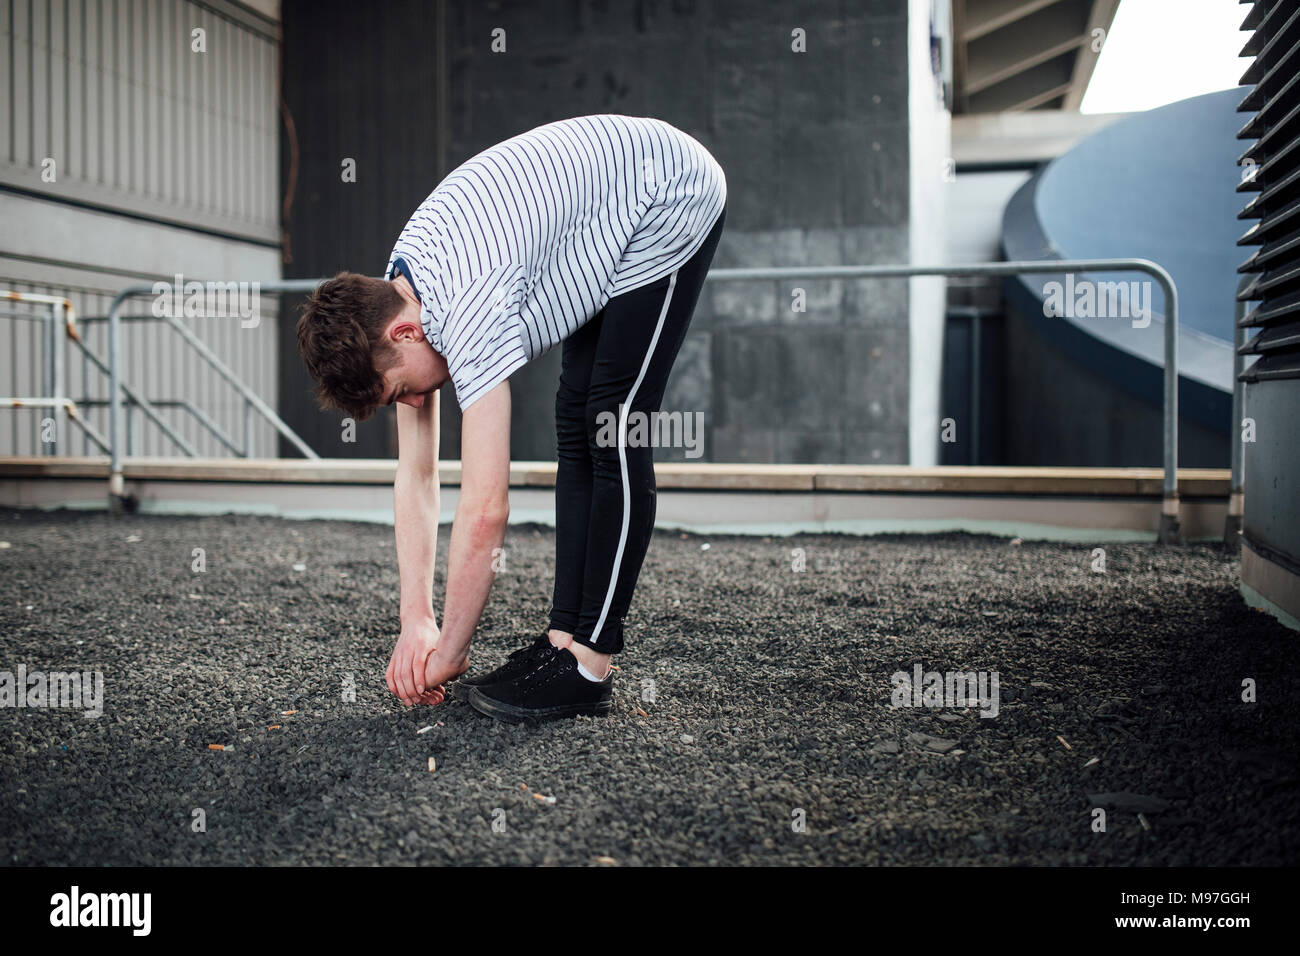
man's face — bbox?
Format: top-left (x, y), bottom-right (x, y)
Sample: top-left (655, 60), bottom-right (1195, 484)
top-left (378, 316), bottom-right (449, 409)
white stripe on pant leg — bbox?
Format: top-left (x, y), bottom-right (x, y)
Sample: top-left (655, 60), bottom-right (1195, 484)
top-left (588, 270), bottom-right (679, 645)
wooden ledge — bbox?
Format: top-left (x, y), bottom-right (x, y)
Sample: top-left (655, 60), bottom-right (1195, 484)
top-left (0, 456), bottom-right (1233, 497)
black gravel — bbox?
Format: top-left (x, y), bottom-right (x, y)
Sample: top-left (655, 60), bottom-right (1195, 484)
top-left (1, 506), bottom-right (1297, 866)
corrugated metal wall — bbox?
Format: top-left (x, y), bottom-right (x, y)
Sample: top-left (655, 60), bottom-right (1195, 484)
top-left (0, 0), bottom-right (282, 458)
top-left (1, 0), bottom-right (278, 237)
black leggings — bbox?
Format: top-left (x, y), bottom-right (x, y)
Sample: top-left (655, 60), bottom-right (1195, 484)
top-left (548, 205), bottom-right (726, 655)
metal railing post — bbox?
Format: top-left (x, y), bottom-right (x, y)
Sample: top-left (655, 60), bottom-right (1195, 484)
top-left (52, 300), bottom-right (66, 456)
top-left (41, 304), bottom-right (54, 456)
top-left (81, 328), bottom-right (90, 456)
top-left (971, 310), bottom-right (981, 464)
top-left (1157, 266), bottom-right (1181, 545)
top-left (108, 290), bottom-right (125, 508)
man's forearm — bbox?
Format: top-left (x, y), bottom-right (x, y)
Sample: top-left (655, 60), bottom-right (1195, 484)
top-left (436, 502), bottom-right (508, 660)
top-left (395, 467), bottom-right (440, 624)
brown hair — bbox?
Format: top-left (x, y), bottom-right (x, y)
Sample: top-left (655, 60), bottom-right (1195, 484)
top-left (295, 271), bottom-right (406, 422)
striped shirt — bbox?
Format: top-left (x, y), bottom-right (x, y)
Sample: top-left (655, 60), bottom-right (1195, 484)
top-left (382, 114), bottom-right (727, 411)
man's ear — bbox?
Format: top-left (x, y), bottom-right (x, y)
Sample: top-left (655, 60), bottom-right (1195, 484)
top-left (396, 317), bottom-right (425, 343)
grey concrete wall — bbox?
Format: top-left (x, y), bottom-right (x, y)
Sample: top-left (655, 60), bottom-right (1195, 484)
top-left (442, 0), bottom-right (913, 465)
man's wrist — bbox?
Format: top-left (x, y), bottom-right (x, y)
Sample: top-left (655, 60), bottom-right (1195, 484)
top-left (401, 605), bottom-right (438, 627)
top-left (432, 631), bottom-right (469, 663)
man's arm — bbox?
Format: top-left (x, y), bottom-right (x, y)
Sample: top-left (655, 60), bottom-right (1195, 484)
top-left (395, 391), bottom-right (441, 620)
top-left (421, 379), bottom-right (513, 690)
top-left (386, 390), bottom-right (444, 704)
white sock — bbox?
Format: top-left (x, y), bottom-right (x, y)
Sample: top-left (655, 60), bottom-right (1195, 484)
top-left (576, 660), bottom-right (607, 682)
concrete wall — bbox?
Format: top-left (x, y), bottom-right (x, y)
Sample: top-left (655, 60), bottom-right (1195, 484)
top-left (428, 0), bottom-right (918, 465)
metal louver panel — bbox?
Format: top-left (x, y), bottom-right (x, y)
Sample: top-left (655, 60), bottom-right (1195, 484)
top-left (1237, 0), bottom-right (1300, 383)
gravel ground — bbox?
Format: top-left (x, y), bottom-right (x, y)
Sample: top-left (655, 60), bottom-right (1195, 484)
top-left (1, 506), bottom-right (1296, 866)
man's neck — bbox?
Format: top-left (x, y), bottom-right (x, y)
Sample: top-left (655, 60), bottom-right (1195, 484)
top-left (392, 273), bottom-right (419, 308)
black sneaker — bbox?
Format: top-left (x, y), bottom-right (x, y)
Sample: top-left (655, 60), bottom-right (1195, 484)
top-left (467, 647), bottom-right (613, 723)
top-left (448, 633), bottom-right (553, 698)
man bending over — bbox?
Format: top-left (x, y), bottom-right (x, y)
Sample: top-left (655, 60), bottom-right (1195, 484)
top-left (296, 113), bottom-right (726, 723)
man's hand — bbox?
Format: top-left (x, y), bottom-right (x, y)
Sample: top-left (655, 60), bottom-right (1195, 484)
top-left (418, 644), bottom-right (470, 705)
top-left (386, 614), bottom-right (443, 706)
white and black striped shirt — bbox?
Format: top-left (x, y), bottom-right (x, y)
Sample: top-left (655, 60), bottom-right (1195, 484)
top-left (383, 114), bottom-right (727, 411)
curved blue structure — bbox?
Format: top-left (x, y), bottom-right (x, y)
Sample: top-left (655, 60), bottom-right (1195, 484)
top-left (998, 88), bottom-right (1248, 466)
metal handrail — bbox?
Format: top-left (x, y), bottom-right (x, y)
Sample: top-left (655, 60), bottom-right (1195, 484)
top-left (71, 324), bottom-right (203, 457)
top-left (99, 263), bottom-right (1184, 543)
top-left (107, 279), bottom-right (325, 506)
top-left (80, 397), bottom-right (245, 457)
top-left (81, 312), bottom-right (277, 456)
top-left (2, 287), bottom-right (211, 460)
top-left (708, 258), bottom-right (1182, 544)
